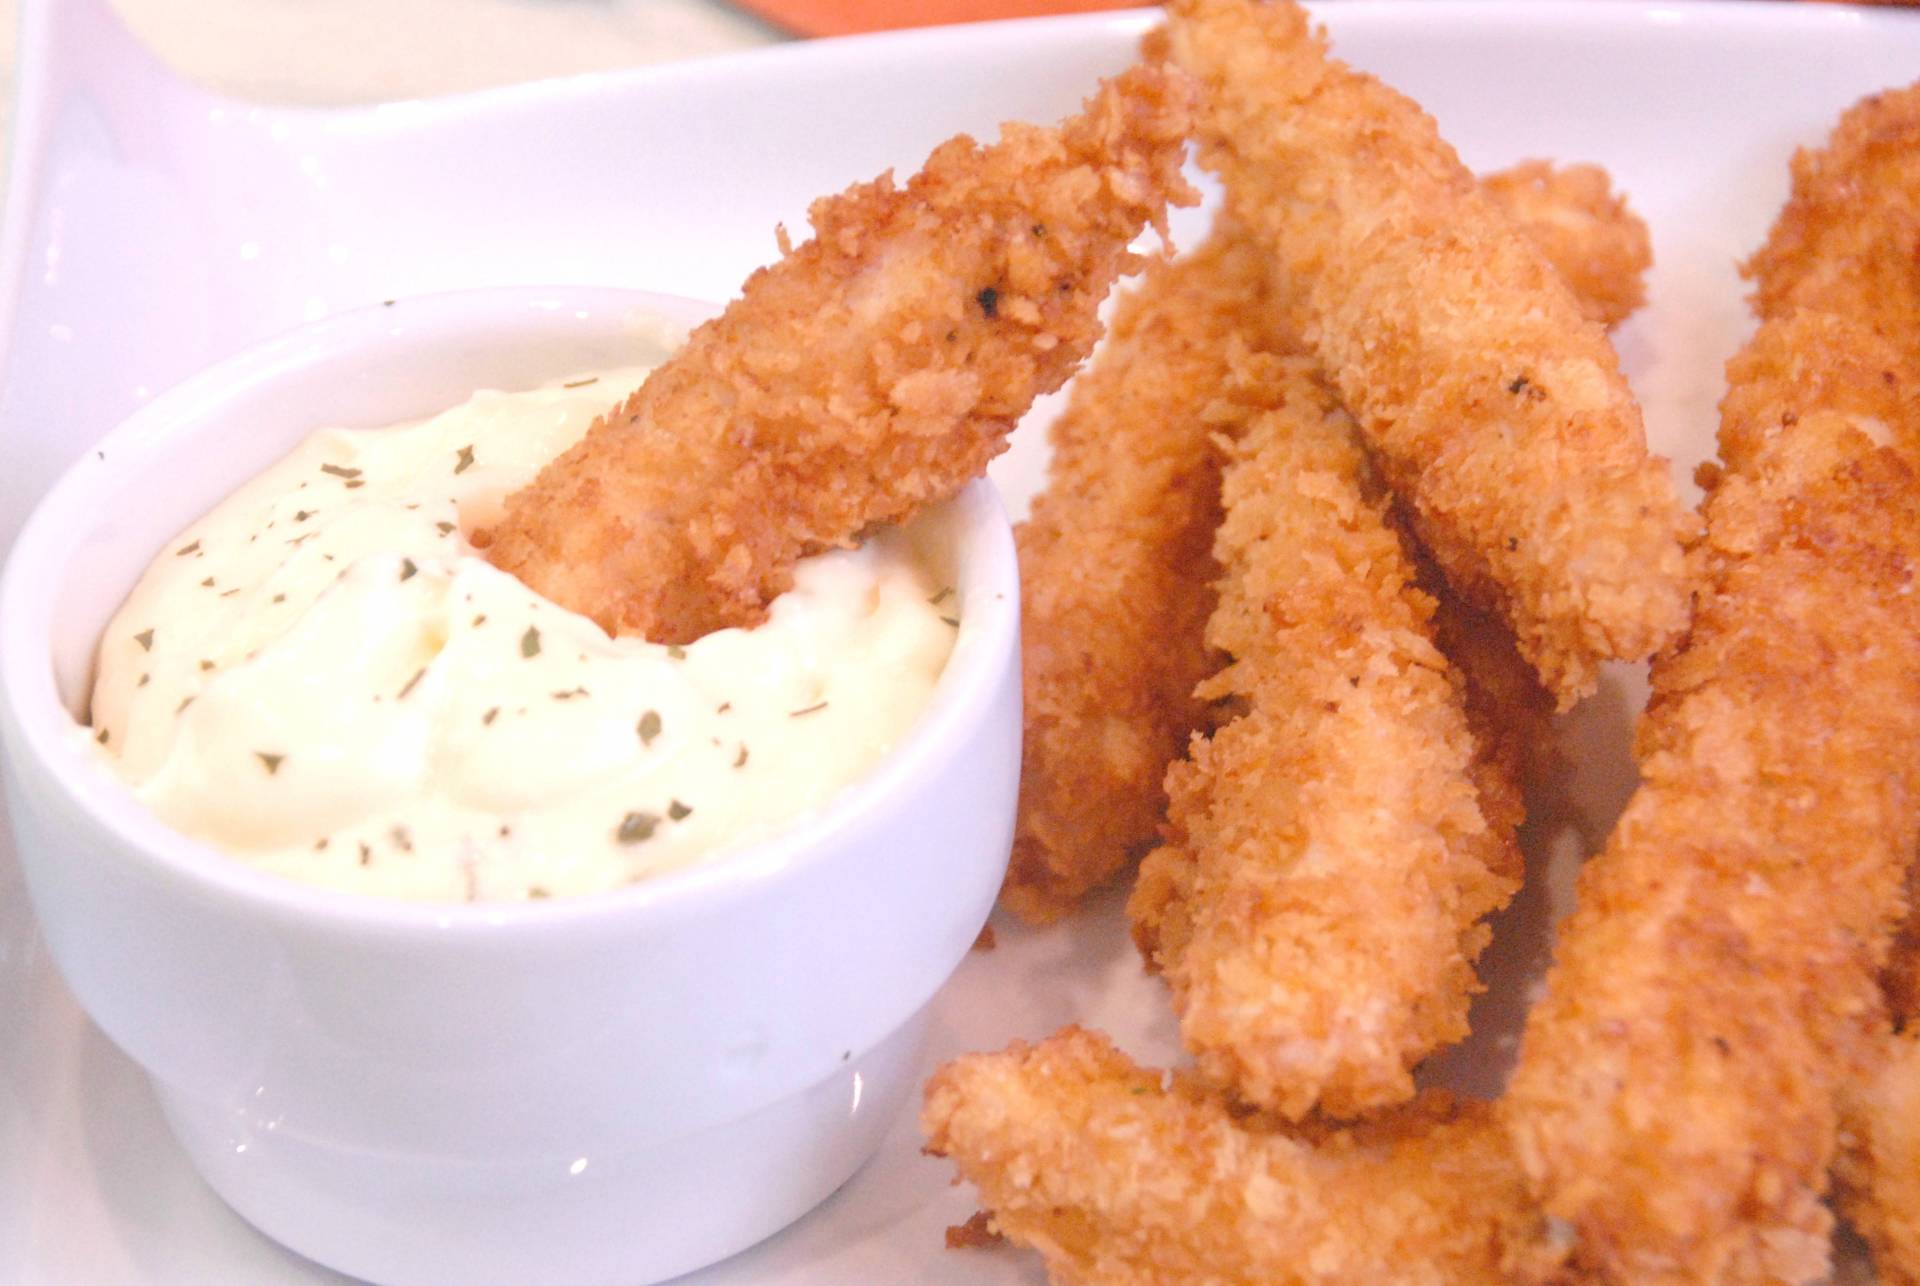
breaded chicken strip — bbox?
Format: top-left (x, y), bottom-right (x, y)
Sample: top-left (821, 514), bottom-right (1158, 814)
top-left (1753, 87), bottom-right (1920, 1280)
top-left (1504, 308), bottom-right (1920, 1284)
top-left (1161, 0), bottom-right (1692, 704)
top-left (1744, 81), bottom-right (1920, 332)
top-left (1003, 226), bottom-right (1283, 925)
top-left (1005, 161), bottom-right (1647, 923)
top-left (921, 1027), bottom-right (1554, 1286)
top-left (479, 65), bottom-right (1194, 644)
top-left (1129, 359), bottom-right (1521, 1121)
top-left (1478, 160), bottom-right (1652, 331)
top-left (1840, 1031), bottom-right (1920, 1286)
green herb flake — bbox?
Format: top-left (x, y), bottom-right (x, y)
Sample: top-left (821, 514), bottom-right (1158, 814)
top-left (200, 577), bottom-right (215, 588)
top-left (940, 615), bottom-right (960, 628)
top-left (359, 842), bottom-right (372, 866)
top-left (320, 463), bottom-right (362, 480)
top-left (732, 744), bottom-right (749, 769)
top-left (200, 659), bottom-right (214, 671)
top-left (174, 540), bottom-right (200, 557)
top-left (137, 673), bottom-right (150, 688)
top-left (454, 445), bottom-right (475, 475)
top-left (617, 811), bottom-right (660, 844)
top-left (482, 706), bottom-right (500, 726)
top-left (562, 376), bottom-right (599, 389)
top-left (398, 668), bottom-right (426, 700)
top-left (271, 594), bottom-right (286, 604)
top-left (133, 628), bottom-right (155, 652)
top-left (391, 825), bottom-right (413, 852)
top-left (667, 800), bottom-right (692, 822)
top-left (976, 285), bottom-right (1000, 318)
top-left (399, 557), bottom-right (418, 582)
top-left (527, 886), bottom-right (551, 900)
top-left (520, 626), bottom-right (541, 658)
top-left (176, 696), bottom-right (195, 715)
top-left (95, 727), bottom-right (109, 745)
top-left (294, 509), bottom-right (314, 522)
top-left (638, 710), bottom-right (662, 745)
top-left (666, 644), bottom-right (687, 661)
top-left (928, 586), bottom-right (953, 606)
top-left (436, 521), bottom-right (456, 536)
top-left (344, 479), bottom-right (365, 490)
top-left (790, 701), bottom-right (829, 718)
top-left (256, 751), bottom-right (285, 775)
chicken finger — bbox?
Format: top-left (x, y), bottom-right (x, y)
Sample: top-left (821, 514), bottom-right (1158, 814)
top-left (1504, 307), bottom-right (1920, 1283)
top-left (1128, 356), bottom-right (1521, 1120)
top-left (1162, 0), bottom-right (1692, 704)
top-left (480, 64), bottom-right (1194, 643)
top-left (922, 1027), bottom-right (1553, 1286)
top-left (1004, 159), bottom-right (1645, 923)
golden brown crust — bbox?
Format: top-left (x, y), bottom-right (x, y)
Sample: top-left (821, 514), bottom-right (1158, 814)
top-left (1163, 0), bottom-right (1693, 704)
top-left (1744, 81), bottom-right (1920, 334)
top-left (922, 1027), bottom-right (1552, 1285)
top-left (1838, 1031), bottom-right (1920, 1286)
top-left (1504, 309), bottom-right (1920, 1284)
top-left (1002, 227), bottom-right (1287, 923)
top-left (480, 64), bottom-right (1194, 643)
top-left (1003, 159), bottom-right (1650, 924)
top-left (1477, 160), bottom-right (1653, 331)
top-left (1128, 358), bottom-right (1520, 1121)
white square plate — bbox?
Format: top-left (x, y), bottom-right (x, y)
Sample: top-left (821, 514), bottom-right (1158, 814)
top-left (3, 2), bottom-right (1917, 1281)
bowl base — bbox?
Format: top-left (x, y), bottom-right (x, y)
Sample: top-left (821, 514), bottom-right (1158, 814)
top-left (152, 1005), bottom-right (932, 1286)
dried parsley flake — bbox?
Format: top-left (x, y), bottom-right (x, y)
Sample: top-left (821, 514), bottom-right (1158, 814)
top-left (617, 811), bottom-right (660, 844)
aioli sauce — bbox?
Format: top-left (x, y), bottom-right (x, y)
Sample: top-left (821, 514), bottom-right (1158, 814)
top-left (86, 369), bottom-right (957, 900)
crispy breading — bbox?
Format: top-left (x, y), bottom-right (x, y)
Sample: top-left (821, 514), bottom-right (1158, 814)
top-left (1003, 225), bottom-right (1285, 924)
top-left (479, 65), bottom-right (1194, 643)
top-left (1839, 1031), bottom-right (1920, 1286)
top-left (1750, 84), bottom-right (1920, 1285)
top-left (1002, 159), bottom-right (1639, 923)
top-left (1129, 358), bottom-right (1520, 1121)
top-left (1504, 308), bottom-right (1920, 1284)
top-left (921, 1027), bottom-right (1554, 1286)
top-left (1744, 81), bottom-right (1920, 332)
top-left (1477, 160), bottom-right (1652, 331)
top-left (1162, 0), bottom-right (1693, 704)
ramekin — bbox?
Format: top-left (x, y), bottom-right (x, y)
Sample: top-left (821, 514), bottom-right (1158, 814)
top-left (0, 287), bottom-right (1020, 1285)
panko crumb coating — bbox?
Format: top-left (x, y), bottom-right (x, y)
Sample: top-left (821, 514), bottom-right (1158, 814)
top-left (1003, 225), bottom-right (1289, 925)
top-left (1129, 356), bottom-right (1520, 1121)
top-left (1505, 309), bottom-right (1920, 1284)
top-left (480, 63), bottom-right (1194, 643)
top-left (922, 1027), bottom-right (1555, 1285)
top-left (1162, 0), bottom-right (1693, 705)
top-left (1003, 158), bottom-right (1649, 924)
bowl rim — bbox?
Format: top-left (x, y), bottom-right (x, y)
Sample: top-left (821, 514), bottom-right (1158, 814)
top-left (0, 285), bottom-right (1020, 939)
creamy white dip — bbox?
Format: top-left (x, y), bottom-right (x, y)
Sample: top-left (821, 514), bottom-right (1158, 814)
top-left (86, 369), bottom-right (957, 901)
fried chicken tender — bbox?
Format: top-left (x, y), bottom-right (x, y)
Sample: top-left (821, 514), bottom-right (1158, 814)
top-left (1744, 81), bottom-right (1920, 333)
top-left (1004, 161), bottom-right (1647, 923)
top-left (1003, 226), bottom-right (1283, 925)
top-left (1504, 308), bottom-right (1920, 1284)
top-left (921, 1027), bottom-right (1554, 1286)
top-left (479, 64), bottom-right (1194, 643)
top-left (1162, 0), bottom-right (1693, 704)
top-left (1839, 1031), bottom-right (1920, 1286)
top-left (1127, 359), bottom-right (1521, 1120)
top-left (1477, 161), bottom-right (1652, 331)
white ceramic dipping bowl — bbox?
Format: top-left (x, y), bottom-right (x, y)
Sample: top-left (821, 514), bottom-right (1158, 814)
top-left (0, 288), bottom-right (1021, 1286)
